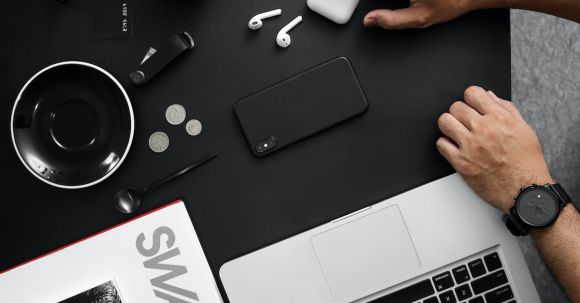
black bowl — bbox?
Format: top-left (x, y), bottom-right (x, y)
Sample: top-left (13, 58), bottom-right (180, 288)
top-left (11, 62), bottom-right (134, 189)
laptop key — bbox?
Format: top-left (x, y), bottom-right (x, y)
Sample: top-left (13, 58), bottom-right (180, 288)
top-left (468, 296), bottom-right (484, 303)
top-left (471, 270), bottom-right (508, 294)
top-left (455, 284), bottom-right (472, 300)
top-left (433, 271), bottom-right (454, 292)
top-left (467, 259), bottom-right (486, 278)
top-left (368, 279), bottom-right (434, 303)
top-left (438, 290), bottom-right (456, 303)
top-left (452, 265), bottom-right (471, 284)
top-left (484, 284), bottom-right (514, 303)
top-left (424, 296), bottom-right (439, 303)
top-left (484, 252), bottom-right (502, 272)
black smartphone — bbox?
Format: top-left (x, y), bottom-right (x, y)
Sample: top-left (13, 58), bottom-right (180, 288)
top-left (234, 57), bottom-right (369, 157)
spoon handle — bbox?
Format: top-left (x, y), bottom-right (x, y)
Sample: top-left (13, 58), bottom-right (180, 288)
top-left (142, 153), bottom-right (218, 193)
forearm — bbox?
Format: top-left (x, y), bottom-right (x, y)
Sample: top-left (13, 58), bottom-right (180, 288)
top-left (531, 204), bottom-right (580, 302)
top-left (468, 0), bottom-right (580, 23)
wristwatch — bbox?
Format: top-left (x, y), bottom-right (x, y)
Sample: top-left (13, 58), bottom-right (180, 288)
top-left (503, 183), bottom-right (572, 236)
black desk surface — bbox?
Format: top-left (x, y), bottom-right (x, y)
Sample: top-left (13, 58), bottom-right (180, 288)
top-left (1, 0), bottom-right (510, 299)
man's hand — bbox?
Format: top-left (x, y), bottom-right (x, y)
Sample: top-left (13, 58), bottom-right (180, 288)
top-left (363, 0), bottom-right (580, 29)
top-left (363, 0), bottom-right (476, 29)
top-left (436, 86), bottom-right (553, 213)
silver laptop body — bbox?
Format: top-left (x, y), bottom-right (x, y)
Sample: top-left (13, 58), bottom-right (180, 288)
top-left (220, 174), bottom-right (540, 303)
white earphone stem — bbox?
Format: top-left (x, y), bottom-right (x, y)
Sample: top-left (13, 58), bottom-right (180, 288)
top-left (255, 9), bottom-right (282, 20)
top-left (276, 16), bottom-right (302, 48)
top-left (249, 9), bottom-right (283, 30)
top-left (280, 16), bottom-right (302, 34)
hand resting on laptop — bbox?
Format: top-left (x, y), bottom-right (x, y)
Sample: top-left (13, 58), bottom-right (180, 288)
top-left (435, 86), bottom-right (580, 302)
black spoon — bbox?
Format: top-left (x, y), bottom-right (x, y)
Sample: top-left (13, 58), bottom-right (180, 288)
top-left (114, 153), bottom-right (218, 213)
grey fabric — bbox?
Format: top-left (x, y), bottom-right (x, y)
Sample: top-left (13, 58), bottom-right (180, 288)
top-left (511, 10), bottom-right (580, 303)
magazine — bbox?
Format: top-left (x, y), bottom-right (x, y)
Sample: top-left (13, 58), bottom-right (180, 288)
top-left (0, 201), bottom-right (223, 303)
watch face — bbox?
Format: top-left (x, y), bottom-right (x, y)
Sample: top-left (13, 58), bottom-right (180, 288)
top-left (516, 187), bottom-right (560, 227)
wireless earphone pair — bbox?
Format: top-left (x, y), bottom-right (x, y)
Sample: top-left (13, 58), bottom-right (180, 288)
top-left (248, 9), bottom-right (302, 48)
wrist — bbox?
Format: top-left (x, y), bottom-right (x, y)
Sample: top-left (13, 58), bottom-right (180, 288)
top-left (499, 173), bottom-right (554, 213)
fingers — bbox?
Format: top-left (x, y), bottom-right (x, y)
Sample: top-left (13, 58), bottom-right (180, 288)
top-left (438, 112), bottom-right (470, 146)
top-left (364, 7), bottom-right (431, 29)
top-left (464, 86), bottom-right (499, 115)
top-left (487, 91), bottom-right (523, 119)
top-left (436, 137), bottom-right (460, 167)
top-left (449, 101), bottom-right (481, 130)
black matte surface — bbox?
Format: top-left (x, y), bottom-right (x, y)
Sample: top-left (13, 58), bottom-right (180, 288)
top-left (0, 0), bottom-right (510, 300)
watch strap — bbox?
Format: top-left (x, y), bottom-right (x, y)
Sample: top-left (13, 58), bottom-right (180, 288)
top-left (502, 211), bottom-right (528, 236)
top-left (549, 183), bottom-right (572, 207)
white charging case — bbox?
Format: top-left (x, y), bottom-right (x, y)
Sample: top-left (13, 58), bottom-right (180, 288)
top-left (307, 0), bottom-right (361, 24)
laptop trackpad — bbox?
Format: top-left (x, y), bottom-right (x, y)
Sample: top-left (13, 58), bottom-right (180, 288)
top-left (311, 205), bottom-right (421, 299)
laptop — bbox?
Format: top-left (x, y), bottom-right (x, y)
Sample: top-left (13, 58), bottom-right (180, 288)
top-left (219, 174), bottom-right (541, 303)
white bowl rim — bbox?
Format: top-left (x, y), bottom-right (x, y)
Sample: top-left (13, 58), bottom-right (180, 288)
top-left (10, 61), bottom-right (135, 189)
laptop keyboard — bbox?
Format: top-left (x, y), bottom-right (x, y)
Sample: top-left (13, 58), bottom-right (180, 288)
top-left (368, 250), bottom-right (516, 303)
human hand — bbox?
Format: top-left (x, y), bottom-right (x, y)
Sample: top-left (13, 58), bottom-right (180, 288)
top-left (363, 0), bottom-right (477, 29)
top-left (436, 86), bottom-right (553, 213)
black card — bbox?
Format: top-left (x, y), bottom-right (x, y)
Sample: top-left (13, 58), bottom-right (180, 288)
top-left (90, 0), bottom-right (133, 40)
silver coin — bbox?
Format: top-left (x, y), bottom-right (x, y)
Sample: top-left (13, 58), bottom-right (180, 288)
top-left (165, 104), bottom-right (186, 125)
top-left (148, 132), bottom-right (169, 153)
top-left (185, 119), bottom-right (202, 136)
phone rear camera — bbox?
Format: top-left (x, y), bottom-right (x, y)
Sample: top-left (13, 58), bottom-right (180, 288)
top-left (256, 136), bottom-right (278, 153)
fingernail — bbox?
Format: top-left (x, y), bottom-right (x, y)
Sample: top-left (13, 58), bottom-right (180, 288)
top-left (364, 16), bottom-right (376, 26)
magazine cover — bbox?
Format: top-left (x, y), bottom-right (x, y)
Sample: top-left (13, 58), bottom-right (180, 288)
top-left (0, 201), bottom-right (223, 303)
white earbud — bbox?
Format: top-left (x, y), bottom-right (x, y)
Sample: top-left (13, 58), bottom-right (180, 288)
top-left (276, 16), bottom-right (302, 48)
top-left (248, 9), bottom-right (282, 30)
